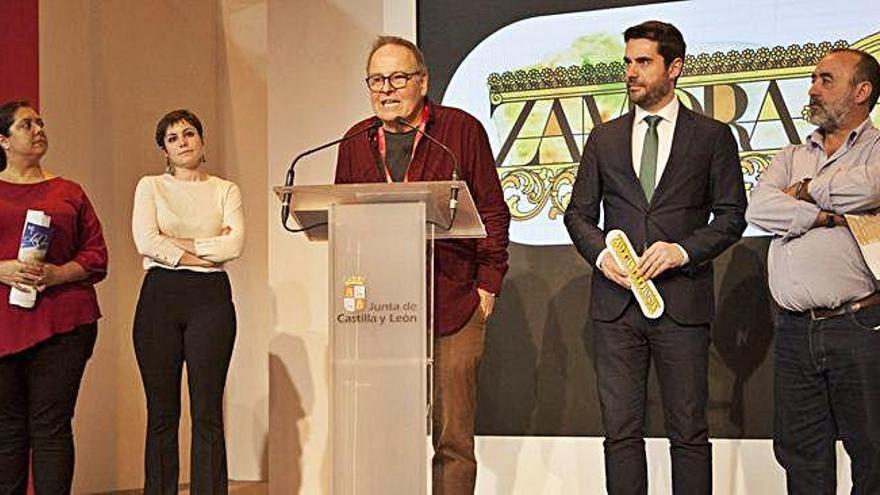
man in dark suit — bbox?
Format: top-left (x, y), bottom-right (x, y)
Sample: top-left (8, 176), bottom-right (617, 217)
top-left (564, 21), bottom-right (747, 494)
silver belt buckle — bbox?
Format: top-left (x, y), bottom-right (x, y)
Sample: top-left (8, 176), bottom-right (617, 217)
top-left (811, 303), bottom-right (855, 320)
top-left (809, 308), bottom-right (828, 321)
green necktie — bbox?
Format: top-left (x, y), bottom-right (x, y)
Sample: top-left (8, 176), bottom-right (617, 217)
top-left (639, 115), bottom-right (662, 202)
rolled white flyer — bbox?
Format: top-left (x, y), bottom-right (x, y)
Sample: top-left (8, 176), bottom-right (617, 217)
top-left (604, 229), bottom-right (665, 319)
top-left (9, 210), bottom-right (52, 309)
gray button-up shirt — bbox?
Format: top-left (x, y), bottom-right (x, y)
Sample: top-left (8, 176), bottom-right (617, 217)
top-left (746, 119), bottom-right (880, 312)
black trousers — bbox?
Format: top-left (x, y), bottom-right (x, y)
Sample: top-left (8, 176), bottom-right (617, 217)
top-left (134, 269), bottom-right (236, 495)
top-left (0, 323), bottom-right (97, 495)
top-left (593, 303), bottom-right (711, 495)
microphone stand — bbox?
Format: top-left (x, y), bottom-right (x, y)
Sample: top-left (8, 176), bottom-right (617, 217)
top-left (281, 120), bottom-right (381, 233)
top-left (393, 116), bottom-right (461, 230)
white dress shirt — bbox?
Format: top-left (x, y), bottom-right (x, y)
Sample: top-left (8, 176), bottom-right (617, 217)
top-left (595, 97), bottom-right (689, 269)
top-left (632, 97), bottom-right (679, 184)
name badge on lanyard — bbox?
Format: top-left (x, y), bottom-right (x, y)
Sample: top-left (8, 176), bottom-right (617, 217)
top-left (376, 105), bottom-right (429, 183)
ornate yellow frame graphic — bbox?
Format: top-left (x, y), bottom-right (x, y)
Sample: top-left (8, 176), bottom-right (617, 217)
top-left (488, 33), bottom-right (880, 223)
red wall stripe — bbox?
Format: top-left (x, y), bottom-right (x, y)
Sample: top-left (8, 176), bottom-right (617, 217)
top-left (0, 4), bottom-right (39, 491)
top-left (0, 0), bottom-right (39, 108)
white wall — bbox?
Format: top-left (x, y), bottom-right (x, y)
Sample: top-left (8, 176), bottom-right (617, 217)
top-left (266, 0), bottom-right (375, 491)
top-left (266, 1), bottom-right (414, 493)
top-left (217, 0), bottom-right (270, 482)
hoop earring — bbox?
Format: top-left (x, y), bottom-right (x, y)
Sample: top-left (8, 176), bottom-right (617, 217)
top-left (165, 157), bottom-right (175, 175)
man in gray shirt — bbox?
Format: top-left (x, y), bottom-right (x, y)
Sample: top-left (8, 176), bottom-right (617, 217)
top-left (746, 48), bottom-right (880, 494)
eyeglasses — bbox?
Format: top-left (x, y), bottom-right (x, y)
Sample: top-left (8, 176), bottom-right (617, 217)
top-left (364, 71), bottom-right (422, 92)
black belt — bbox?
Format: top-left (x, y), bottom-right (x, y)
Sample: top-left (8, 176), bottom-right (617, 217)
top-left (787, 292), bottom-right (880, 320)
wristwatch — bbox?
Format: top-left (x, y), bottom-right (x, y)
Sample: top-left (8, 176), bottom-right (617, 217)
top-left (825, 213), bottom-right (836, 228)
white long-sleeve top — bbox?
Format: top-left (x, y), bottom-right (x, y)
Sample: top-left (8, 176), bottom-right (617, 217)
top-left (132, 174), bottom-right (245, 272)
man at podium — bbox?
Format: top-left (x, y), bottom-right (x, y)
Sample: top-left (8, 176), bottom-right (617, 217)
top-left (335, 35), bottom-right (510, 495)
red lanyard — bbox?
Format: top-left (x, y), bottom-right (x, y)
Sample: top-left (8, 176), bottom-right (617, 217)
top-left (376, 105), bottom-right (429, 183)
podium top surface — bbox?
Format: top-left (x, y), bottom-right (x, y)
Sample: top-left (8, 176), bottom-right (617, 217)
top-left (274, 181), bottom-right (487, 241)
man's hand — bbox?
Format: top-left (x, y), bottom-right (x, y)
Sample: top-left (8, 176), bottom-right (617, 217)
top-left (784, 179), bottom-right (815, 203)
top-left (477, 288), bottom-right (495, 321)
top-left (638, 241), bottom-right (685, 280)
top-left (599, 254), bottom-right (631, 289)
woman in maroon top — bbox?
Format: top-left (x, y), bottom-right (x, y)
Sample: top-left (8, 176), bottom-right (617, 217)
top-left (0, 101), bottom-right (107, 494)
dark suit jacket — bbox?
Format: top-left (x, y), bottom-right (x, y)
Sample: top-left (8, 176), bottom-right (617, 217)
top-left (564, 104), bottom-right (747, 325)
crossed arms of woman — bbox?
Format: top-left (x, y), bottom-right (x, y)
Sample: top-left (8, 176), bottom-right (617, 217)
top-left (131, 178), bottom-right (244, 268)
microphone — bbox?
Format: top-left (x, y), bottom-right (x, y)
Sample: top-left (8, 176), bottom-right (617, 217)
top-left (393, 116), bottom-right (462, 228)
top-left (281, 119), bottom-right (382, 230)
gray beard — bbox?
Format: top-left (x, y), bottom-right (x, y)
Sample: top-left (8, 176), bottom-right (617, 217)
top-left (808, 101), bottom-right (851, 133)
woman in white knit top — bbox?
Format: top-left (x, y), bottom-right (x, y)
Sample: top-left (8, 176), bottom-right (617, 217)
top-left (131, 109), bottom-right (243, 494)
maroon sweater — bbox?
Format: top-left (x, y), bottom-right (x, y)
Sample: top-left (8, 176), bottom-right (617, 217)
top-left (335, 101), bottom-right (510, 336)
top-left (0, 177), bottom-right (107, 356)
